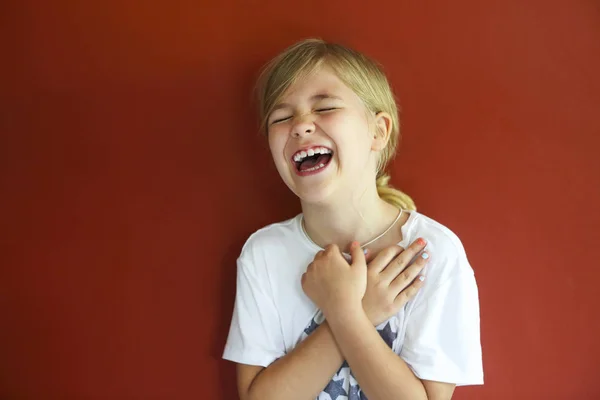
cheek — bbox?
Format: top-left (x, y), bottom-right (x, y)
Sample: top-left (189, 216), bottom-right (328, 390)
top-left (267, 129), bottom-right (282, 151)
top-left (325, 111), bottom-right (368, 131)
top-left (325, 113), bottom-right (371, 145)
top-left (267, 133), bottom-right (289, 166)
top-left (330, 117), bottom-right (373, 168)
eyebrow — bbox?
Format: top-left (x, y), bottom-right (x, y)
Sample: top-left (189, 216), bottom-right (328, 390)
top-left (271, 94), bottom-right (343, 112)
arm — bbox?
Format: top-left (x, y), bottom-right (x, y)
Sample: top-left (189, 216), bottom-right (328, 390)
top-left (303, 241), bottom-right (456, 400)
top-left (327, 306), bottom-right (455, 400)
top-left (237, 241), bottom-right (428, 400)
top-left (237, 321), bottom-right (342, 400)
top-left (225, 257), bottom-right (342, 400)
top-left (233, 238), bottom-right (462, 400)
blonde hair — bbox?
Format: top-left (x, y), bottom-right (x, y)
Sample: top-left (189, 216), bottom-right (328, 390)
top-left (256, 38), bottom-right (416, 211)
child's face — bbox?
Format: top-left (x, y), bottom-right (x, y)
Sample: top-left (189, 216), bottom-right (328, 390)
top-left (267, 65), bottom-right (382, 204)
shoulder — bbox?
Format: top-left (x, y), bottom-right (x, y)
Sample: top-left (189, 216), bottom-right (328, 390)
top-left (238, 214), bottom-right (303, 268)
top-left (408, 211), bottom-right (474, 287)
top-left (409, 212), bottom-right (467, 258)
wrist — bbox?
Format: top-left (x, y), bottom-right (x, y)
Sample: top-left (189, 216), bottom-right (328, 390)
top-left (324, 300), bottom-right (366, 328)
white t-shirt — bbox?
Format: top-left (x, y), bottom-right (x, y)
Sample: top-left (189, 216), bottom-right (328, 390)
top-left (223, 211), bottom-right (484, 398)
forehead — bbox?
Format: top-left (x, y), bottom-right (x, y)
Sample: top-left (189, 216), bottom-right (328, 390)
top-left (277, 65), bottom-right (358, 105)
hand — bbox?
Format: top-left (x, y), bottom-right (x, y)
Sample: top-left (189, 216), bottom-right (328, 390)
top-left (362, 238), bottom-right (429, 326)
top-left (301, 242), bottom-right (367, 319)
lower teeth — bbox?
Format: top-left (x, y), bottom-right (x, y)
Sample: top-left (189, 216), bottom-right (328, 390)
top-left (304, 163), bottom-right (326, 172)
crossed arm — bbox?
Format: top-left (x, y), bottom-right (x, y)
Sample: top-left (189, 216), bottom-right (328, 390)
top-left (236, 240), bottom-right (456, 400)
top-left (238, 319), bottom-right (455, 400)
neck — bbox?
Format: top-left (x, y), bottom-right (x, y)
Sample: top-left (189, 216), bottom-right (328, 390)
top-left (300, 183), bottom-right (401, 253)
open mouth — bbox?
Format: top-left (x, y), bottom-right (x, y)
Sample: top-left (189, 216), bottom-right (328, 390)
top-left (292, 147), bottom-right (333, 174)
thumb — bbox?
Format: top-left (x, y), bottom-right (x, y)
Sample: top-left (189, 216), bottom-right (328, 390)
top-left (350, 241), bottom-right (366, 267)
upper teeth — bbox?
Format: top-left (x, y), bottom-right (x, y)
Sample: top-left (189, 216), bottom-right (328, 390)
top-left (293, 147), bottom-right (332, 162)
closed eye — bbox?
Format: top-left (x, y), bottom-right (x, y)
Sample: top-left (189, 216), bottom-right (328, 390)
top-left (270, 108), bottom-right (337, 125)
top-left (271, 116), bottom-right (292, 124)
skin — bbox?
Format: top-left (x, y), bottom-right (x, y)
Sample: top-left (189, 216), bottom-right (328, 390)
top-left (236, 65), bottom-right (456, 400)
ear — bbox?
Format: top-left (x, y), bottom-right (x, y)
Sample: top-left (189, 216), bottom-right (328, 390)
top-left (371, 112), bottom-right (393, 151)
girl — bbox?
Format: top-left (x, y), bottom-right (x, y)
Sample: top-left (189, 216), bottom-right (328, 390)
top-left (223, 39), bottom-right (483, 400)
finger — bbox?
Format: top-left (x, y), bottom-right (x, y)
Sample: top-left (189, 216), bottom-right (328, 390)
top-left (349, 241), bottom-right (366, 267)
top-left (325, 244), bottom-right (339, 254)
top-left (367, 245), bottom-right (404, 273)
top-left (389, 251), bottom-right (430, 293)
top-left (380, 238), bottom-right (428, 282)
top-left (392, 275), bottom-right (426, 309)
top-left (364, 247), bottom-right (379, 263)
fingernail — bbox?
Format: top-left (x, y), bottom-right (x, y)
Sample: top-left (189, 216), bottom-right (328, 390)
top-left (421, 252), bottom-right (429, 260)
top-left (417, 238), bottom-right (427, 246)
top-left (418, 276), bottom-right (425, 281)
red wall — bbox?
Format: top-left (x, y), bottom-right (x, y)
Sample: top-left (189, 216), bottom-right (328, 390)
top-left (2, 1), bottom-right (599, 399)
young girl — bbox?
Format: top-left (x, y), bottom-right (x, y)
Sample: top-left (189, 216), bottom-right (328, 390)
top-left (223, 39), bottom-right (483, 400)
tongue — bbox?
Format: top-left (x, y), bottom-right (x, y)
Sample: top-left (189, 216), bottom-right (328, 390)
top-left (299, 154), bottom-right (331, 171)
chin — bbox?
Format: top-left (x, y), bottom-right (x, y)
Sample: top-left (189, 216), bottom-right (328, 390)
top-left (292, 183), bottom-right (338, 205)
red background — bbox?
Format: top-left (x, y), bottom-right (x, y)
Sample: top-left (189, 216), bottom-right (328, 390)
top-left (2, 1), bottom-right (599, 399)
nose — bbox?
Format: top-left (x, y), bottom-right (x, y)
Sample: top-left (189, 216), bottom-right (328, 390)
top-left (291, 114), bottom-right (315, 138)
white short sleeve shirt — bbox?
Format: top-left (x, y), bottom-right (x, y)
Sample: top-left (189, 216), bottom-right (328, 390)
top-left (223, 211), bottom-right (484, 397)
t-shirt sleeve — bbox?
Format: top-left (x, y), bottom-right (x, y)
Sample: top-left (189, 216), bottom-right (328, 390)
top-left (400, 269), bottom-right (484, 386)
top-left (222, 257), bottom-right (286, 367)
